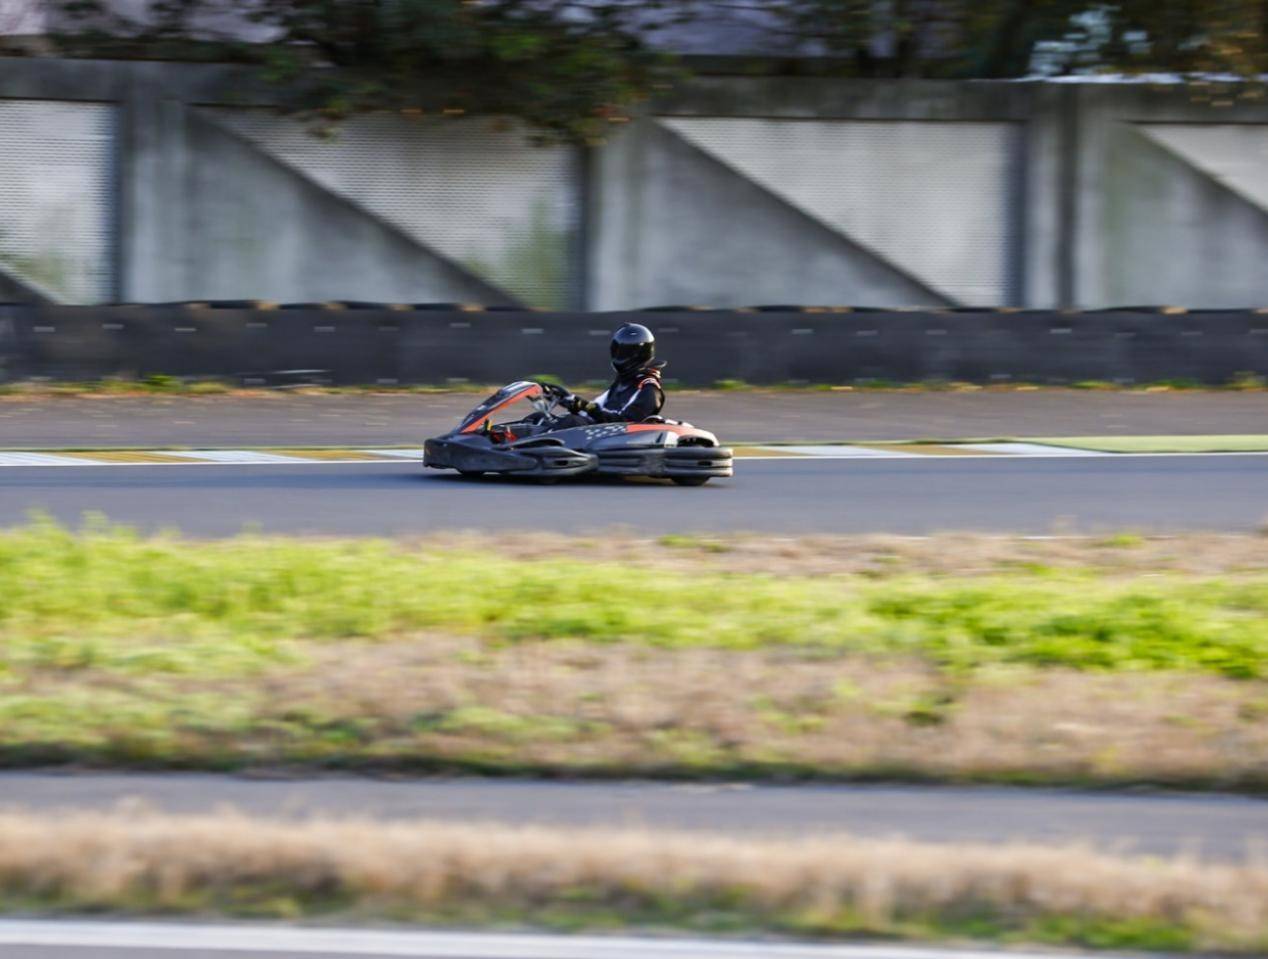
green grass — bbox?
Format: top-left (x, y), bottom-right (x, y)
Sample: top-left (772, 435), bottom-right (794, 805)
top-left (2, 518), bottom-right (1266, 680)
top-left (3, 520), bottom-right (1267, 782)
top-left (1037, 435), bottom-right (1268, 453)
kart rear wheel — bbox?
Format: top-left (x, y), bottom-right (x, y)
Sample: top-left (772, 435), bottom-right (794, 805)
top-left (671, 476), bottom-right (711, 487)
top-left (458, 470), bottom-right (486, 479)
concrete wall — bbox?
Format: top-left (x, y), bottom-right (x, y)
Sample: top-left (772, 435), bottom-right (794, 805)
top-left (0, 96), bottom-right (114, 302)
top-left (590, 119), bottom-right (955, 310)
top-left (1071, 85), bottom-right (1268, 310)
top-left (595, 80), bottom-right (1035, 310)
top-left (2, 60), bottom-right (1268, 310)
top-left (0, 60), bottom-right (565, 309)
top-left (126, 106), bottom-right (514, 306)
top-left (4, 304), bottom-right (1267, 386)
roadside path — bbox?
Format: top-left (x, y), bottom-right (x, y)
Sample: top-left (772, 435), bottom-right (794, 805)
top-left (3, 390), bottom-right (1267, 447)
top-left (3, 773), bottom-right (1263, 861)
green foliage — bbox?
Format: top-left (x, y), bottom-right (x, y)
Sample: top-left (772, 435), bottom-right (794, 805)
top-left (1, 519), bottom-right (1266, 679)
top-left (1071, 380), bottom-right (1118, 390)
top-left (48, 0), bottom-right (1268, 147)
top-left (656, 533), bottom-right (731, 552)
top-left (852, 378), bottom-right (904, 389)
top-left (1028, 914), bottom-right (1196, 951)
top-left (866, 578), bottom-right (1268, 677)
top-left (52, 0), bottom-right (680, 145)
top-left (1229, 371), bottom-right (1268, 390)
top-left (1098, 532), bottom-right (1144, 547)
top-left (771, 0), bottom-right (1268, 82)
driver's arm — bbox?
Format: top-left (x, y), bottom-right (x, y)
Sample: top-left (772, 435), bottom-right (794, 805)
top-left (587, 380), bottom-right (664, 423)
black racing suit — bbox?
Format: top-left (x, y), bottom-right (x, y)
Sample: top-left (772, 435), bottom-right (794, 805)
top-left (586, 363), bottom-right (665, 423)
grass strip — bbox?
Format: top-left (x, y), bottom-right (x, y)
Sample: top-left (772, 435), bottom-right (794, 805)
top-left (2, 519), bottom-right (1267, 679)
top-left (8, 638), bottom-right (1264, 787)
top-left (4, 625), bottom-right (1268, 786)
top-left (0, 810), bottom-right (1264, 952)
top-left (2, 523), bottom-right (1266, 785)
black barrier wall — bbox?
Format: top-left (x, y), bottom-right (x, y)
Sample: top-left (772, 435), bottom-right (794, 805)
top-left (2, 305), bottom-right (1268, 386)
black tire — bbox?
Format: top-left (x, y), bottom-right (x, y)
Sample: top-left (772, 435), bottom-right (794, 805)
top-left (458, 470), bottom-right (485, 479)
top-left (671, 476), bottom-right (711, 487)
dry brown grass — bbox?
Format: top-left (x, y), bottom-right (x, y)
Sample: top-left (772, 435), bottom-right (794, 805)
top-left (1, 809), bottom-right (1265, 950)
top-left (418, 531), bottom-right (1268, 579)
top-left (16, 637), bottom-right (1268, 788)
top-left (253, 640), bottom-right (1268, 785)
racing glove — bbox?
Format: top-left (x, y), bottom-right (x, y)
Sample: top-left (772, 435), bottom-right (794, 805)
top-left (565, 394), bottom-right (598, 416)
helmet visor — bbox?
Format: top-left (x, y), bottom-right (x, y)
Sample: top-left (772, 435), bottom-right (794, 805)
top-left (611, 340), bottom-right (645, 366)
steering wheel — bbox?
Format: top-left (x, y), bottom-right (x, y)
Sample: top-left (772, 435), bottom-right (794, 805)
top-left (531, 381), bottom-right (571, 416)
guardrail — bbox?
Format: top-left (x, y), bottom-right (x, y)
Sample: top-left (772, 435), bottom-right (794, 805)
top-left (2, 304), bottom-right (1267, 386)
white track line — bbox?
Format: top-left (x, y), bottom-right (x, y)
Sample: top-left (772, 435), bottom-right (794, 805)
top-left (0, 451), bottom-right (105, 466)
top-left (0, 920), bottom-right (1101, 959)
top-left (161, 450), bottom-right (319, 465)
top-left (359, 448), bottom-right (428, 459)
top-left (958, 442), bottom-right (1110, 457)
top-left (739, 451), bottom-right (1268, 461)
top-left (756, 445), bottom-right (917, 458)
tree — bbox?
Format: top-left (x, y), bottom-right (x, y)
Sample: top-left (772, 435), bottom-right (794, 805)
top-left (51, 0), bottom-right (687, 144)
top-left (768, 0), bottom-right (1268, 81)
top-left (48, 1), bottom-right (1268, 143)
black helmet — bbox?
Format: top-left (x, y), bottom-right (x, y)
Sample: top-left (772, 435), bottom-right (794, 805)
top-left (610, 323), bottom-right (655, 376)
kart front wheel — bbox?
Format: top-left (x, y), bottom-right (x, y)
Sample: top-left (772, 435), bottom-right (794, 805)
top-left (458, 470), bottom-right (486, 479)
top-left (671, 476), bottom-right (711, 487)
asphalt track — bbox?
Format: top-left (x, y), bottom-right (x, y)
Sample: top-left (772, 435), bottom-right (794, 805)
top-left (1, 455), bottom-right (1267, 535)
top-left (3, 773), bottom-right (1263, 861)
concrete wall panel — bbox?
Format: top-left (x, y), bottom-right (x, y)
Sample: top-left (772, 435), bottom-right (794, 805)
top-left (212, 110), bottom-right (579, 309)
top-left (659, 117), bottom-right (1020, 305)
top-left (1138, 124), bottom-right (1268, 212)
top-left (3, 60), bottom-right (1268, 313)
top-left (0, 99), bottom-right (114, 303)
top-left (124, 107), bottom-right (513, 306)
top-left (1099, 126), bottom-right (1268, 309)
top-left (590, 120), bottom-right (952, 311)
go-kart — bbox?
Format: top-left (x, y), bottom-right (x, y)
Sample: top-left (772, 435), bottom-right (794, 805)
top-left (423, 381), bottom-right (733, 485)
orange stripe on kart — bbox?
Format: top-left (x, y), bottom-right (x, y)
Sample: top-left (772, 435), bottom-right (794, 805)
top-left (626, 423), bottom-right (696, 435)
top-left (460, 384), bottom-right (543, 433)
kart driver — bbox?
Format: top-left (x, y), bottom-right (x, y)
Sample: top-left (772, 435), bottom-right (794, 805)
top-left (563, 323), bottom-right (665, 423)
